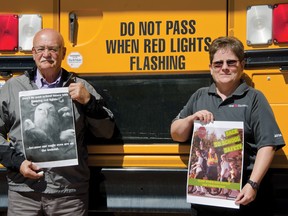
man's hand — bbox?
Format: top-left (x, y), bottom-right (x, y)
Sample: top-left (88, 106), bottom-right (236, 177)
top-left (68, 82), bottom-right (91, 105)
top-left (20, 160), bottom-right (43, 180)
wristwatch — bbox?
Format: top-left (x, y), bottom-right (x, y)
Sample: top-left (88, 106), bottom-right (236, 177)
top-left (247, 179), bottom-right (259, 190)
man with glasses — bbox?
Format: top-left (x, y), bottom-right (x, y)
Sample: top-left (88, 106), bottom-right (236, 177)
top-left (0, 28), bottom-right (115, 216)
top-left (170, 36), bottom-right (285, 216)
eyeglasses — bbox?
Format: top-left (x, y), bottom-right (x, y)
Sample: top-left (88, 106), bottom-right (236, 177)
top-left (212, 60), bottom-right (240, 69)
top-left (33, 46), bottom-right (61, 54)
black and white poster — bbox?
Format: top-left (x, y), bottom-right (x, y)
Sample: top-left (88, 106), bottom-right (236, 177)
top-left (19, 87), bottom-right (78, 168)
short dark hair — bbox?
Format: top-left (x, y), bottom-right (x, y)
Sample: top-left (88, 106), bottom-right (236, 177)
top-left (209, 36), bottom-right (245, 64)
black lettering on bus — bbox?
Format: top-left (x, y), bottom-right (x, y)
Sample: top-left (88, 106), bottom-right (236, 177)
top-left (130, 55), bottom-right (186, 70)
top-left (120, 22), bottom-right (135, 36)
top-left (106, 39), bottom-right (139, 54)
top-left (139, 21), bottom-right (162, 35)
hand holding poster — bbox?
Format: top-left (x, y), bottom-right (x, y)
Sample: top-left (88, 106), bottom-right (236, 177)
top-left (187, 121), bottom-right (244, 209)
top-left (19, 87), bottom-right (78, 168)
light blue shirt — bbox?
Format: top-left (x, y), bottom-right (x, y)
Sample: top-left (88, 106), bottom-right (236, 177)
top-left (34, 69), bottom-right (62, 89)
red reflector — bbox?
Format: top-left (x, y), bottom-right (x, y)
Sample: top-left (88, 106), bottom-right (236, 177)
top-left (273, 3), bottom-right (288, 44)
top-left (0, 14), bottom-right (18, 51)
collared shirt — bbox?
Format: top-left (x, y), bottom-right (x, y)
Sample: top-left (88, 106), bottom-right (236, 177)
top-left (34, 69), bottom-right (62, 89)
top-left (175, 81), bottom-right (285, 170)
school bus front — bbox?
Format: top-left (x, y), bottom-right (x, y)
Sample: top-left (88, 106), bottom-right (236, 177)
top-left (0, 0), bottom-right (288, 215)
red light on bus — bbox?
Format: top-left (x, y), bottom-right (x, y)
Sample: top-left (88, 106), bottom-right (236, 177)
top-left (0, 14), bottom-right (18, 51)
top-left (273, 3), bottom-right (288, 44)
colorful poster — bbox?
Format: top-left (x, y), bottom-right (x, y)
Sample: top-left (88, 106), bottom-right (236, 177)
top-left (19, 87), bottom-right (78, 168)
top-left (187, 121), bottom-right (244, 209)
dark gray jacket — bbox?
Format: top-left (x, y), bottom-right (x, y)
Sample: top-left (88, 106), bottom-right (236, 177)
top-left (0, 68), bottom-right (114, 194)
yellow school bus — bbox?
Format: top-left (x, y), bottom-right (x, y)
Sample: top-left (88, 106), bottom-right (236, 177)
top-left (0, 0), bottom-right (287, 215)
